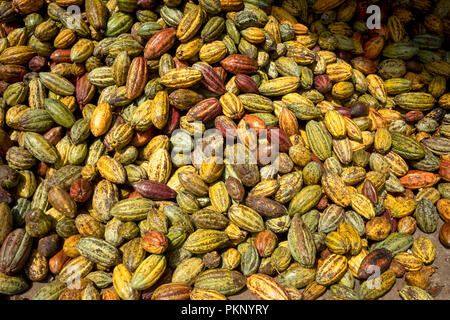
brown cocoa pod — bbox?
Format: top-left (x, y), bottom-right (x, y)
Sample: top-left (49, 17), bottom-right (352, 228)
top-left (133, 180), bottom-right (176, 200)
top-left (29, 56), bottom-right (47, 72)
top-left (48, 186), bottom-right (77, 218)
top-left (37, 234), bottom-right (60, 257)
top-left (43, 127), bottom-right (64, 146)
top-left (362, 180), bottom-right (378, 205)
top-left (245, 196), bottom-right (287, 218)
top-left (357, 248), bottom-right (392, 280)
top-left (69, 178), bottom-right (93, 202)
top-left (225, 176), bottom-right (245, 202)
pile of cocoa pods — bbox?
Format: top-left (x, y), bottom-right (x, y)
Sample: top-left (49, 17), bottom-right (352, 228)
top-left (0, 0), bottom-right (449, 301)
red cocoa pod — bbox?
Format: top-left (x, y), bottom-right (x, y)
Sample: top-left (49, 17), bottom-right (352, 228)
top-left (0, 128), bottom-right (14, 157)
top-left (162, 106), bottom-right (180, 136)
top-left (403, 111), bottom-right (424, 123)
top-left (0, 64), bottom-right (27, 82)
top-left (144, 27), bottom-right (176, 60)
top-left (137, 0), bottom-right (158, 9)
top-left (235, 74), bottom-right (259, 93)
top-left (382, 209), bottom-right (397, 233)
top-left (0, 228), bottom-right (33, 275)
top-left (315, 195), bottom-right (328, 210)
top-left (245, 196), bottom-right (287, 218)
top-left (50, 49), bottom-right (71, 63)
top-left (215, 115), bottom-right (238, 138)
top-left (75, 73), bottom-right (95, 106)
top-left (220, 54), bottom-right (258, 74)
top-left (225, 176), bottom-right (245, 202)
top-left (142, 231), bottom-right (168, 254)
top-left (254, 230), bottom-right (277, 257)
top-left (336, 50), bottom-right (352, 61)
top-left (192, 62), bottom-right (226, 95)
top-left (399, 170), bottom-right (441, 189)
top-left (132, 126), bottom-right (157, 148)
top-left (267, 127), bottom-right (292, 153)
top-left (334, 107), bottom-right (351, 118)
top-left (141, 269), bottom-right (173, 300)
top-left (43, 126), bottom-right (64, 146)
top-left (186, 97), bottom-right (221, 123)
top-left (362, 180), bottom-right (378, 205)
top-left (126, 56), bottom-right (148, 100)
top-left (214, 66), bottom-right (227, 83)
top-left (439, 160), bottom-right (450, 182)
top-left (314, 74), bottom-right (332, 93)
top-left (357, 248), bottom-right (393, 280)
top-left (70, 178), bottom-right (93, 202)
top-left (133, 180), bottom-right (176, 200)
top-left (28, 56), bottom-right (47, 72)
top-left (173, 56), bottom-right (189, 69)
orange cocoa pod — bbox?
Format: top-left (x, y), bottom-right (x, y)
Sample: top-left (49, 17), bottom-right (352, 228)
top-left (142, 231), bottom-right (169, 254)
top-left (220, 0), bottom-right (243, 12)
top-left (439, 159), bottom-right (450, 182)
top-left (363, 36), bottom-right (385, 59)
top-left (254, 230), bottom-right (277, 258)
top-left (399, 170), bottom-right (441, 189)
top-left (279, 107), bottom-right (299, 137)
top-left (440, 222), bottom-right (450, 248)
top-left (49, 249), bottom-right (70, 275)
top-left (144, 28), bottom-right (176, 60)
top-left (12, 0), bottom-right (44, 14)
top-left (351, 56), bottom-right (377, 75)
top-left (220, 54), bottom-right (258, 74)
top-left (102, 288), bottom-right (121, 300)
top-left (437, 199), bottom-right (450, 222)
